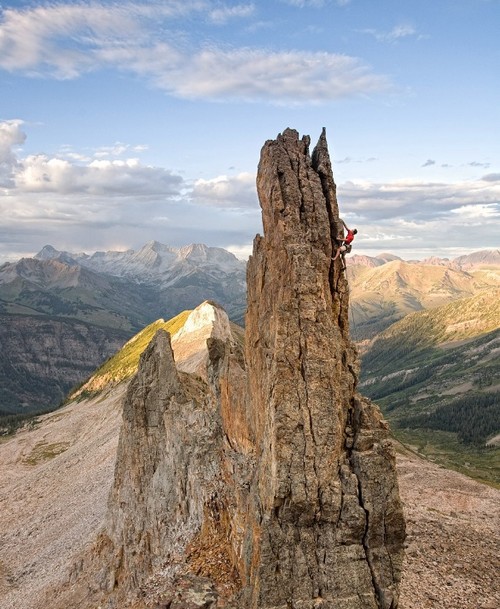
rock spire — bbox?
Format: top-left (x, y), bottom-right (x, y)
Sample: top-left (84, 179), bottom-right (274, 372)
top-left (56, 129), bottom-right (405, 609)
top-left (242, 127), bottom-right (405, 608)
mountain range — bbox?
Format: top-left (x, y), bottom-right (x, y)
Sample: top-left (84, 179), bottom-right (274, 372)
top-left (347, 249), bottom-right (500, 341)
top-left (359, 288), bottom-right (500, 483)
top-left (0, 242), bottom-right (246, 414)
top-left (0, 245), bottom-right (498, 416)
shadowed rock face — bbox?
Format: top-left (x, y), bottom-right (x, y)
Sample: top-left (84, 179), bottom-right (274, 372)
top-left (56, 129), bottom-right (404, 609)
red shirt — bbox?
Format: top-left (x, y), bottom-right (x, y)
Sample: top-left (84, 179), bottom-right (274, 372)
top-left (345, 230), bottom-right (355, 245)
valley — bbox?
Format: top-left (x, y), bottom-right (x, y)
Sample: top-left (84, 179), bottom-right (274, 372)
top-left (0, 242), bottom-right (246, 415)
top-left (1, 245), bottom-right (499, 486)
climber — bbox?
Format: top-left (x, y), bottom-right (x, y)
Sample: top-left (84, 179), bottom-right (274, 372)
top-left (332, 219), bottom-right (357, 265)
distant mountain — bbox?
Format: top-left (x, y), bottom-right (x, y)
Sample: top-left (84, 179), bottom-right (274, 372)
top-left (348, 249), bottom-right (499, 270)
top-left (35, 240), bottom-right (245, 285)
top-left (0, 242), bottom-right (247, 415)
top-left (0, 257), bottom-right (157, 330)
top-left (0, 315), bottom-right (129, 415)
top-left (33, 241), bottom-right (247, 322)
top-left (347, 252), bottom-right (500, 340)
top-left (360, 289), bottom-right (500, 455)
top-left (452, 249), bottom-right (500, 269)
top-left (1, 244), bottom-right (497, 416)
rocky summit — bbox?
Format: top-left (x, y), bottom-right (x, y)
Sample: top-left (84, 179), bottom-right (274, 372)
top-left (43, 129), bottom-right (405, 609)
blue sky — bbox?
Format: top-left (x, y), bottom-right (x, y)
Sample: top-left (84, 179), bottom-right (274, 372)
top-left (1, 0), bottom-right (499, 262)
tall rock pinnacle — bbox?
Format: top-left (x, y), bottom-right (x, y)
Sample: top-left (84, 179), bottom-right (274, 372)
top-left (55, 130), bottom-right (405, 609)
top-left (243, 128), bottom-right (405, 608)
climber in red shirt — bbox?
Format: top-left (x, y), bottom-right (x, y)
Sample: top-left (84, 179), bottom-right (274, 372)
top-left (332, 219), bottom-right (357, 263)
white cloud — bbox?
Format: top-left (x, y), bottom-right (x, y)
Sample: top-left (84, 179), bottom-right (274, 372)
top-left (163, 48), bottom-right (389, 102)
top-left (209, 4), bottom-right (255, 24)
top-left (335, 156), bottom-right (377, 164)
top-left (336, 177), bottom-right (500, 256)
top-left (192, 172), bottom-right (258, 208)
top-left (482, 173), bottom-right (500, 182)
top-left (359, 23), bottom-right (418, 44)
top-left (281, 0), bottom-right (350, 7)
top-left (468, 161), bottom-right (490, 168)
top-left (0, 121), bottom-right (181, 197)
top-left (14, 155), bottom-right (182, 196)
top-left (0, 120), bottom-right (26, 186)
top-left (0, 2), bottom-right (390, 103)
top-left (450, 204), bottom-right (498, 219)
top-left (93, 142), bottom-right (149, 159)
top-left (340, 178), bottom-right (500, 221)
top-left (0, 119), bottom-right (262, 261)
top-left (226, 243), bottom-right (254, 260)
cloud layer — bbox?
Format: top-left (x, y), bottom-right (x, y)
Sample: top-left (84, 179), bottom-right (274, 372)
top-left (0, 1), bottom-right (389, 103)
top-left (1, 121), bottom-right (498, 262)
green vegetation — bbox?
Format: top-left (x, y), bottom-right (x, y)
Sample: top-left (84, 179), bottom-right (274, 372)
top-left (0, 407), bottom-right (51, 437)
top-left (71, 310), bottom-right (191, 397)
top-left (399, 394), bottom-right (499, 445)
top-left (392, 427), bottom-right (500, 488)
top-left (360, 292), bottom-right (500, 484)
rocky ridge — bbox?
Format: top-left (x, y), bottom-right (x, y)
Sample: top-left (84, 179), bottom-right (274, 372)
top-left (42, 128), bottom-right (405, 609)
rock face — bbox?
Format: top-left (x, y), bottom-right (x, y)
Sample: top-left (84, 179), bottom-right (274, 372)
top-left (57, 129), bottom-right (405, 609)
top-left (242, 128), bottom-right (405, 608)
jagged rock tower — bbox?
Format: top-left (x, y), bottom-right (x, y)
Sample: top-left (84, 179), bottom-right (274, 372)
top-left (242, 128), bottom-right (405, 608)
top-left (54, 129), bottom-right (405, 609)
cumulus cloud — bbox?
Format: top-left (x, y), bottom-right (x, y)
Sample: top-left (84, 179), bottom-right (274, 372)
top-left (482, 173), bottom-right (500, 182)
top-left (192, 172), bottom-right (258, 208)
top-left (340, 178), bottom-right (500, 221)
top-left (336, 177), bottom-right (500, 257)
top-left (0, 119), bottom-right (262, 261)
top-left (0, 121), bottom-right (181, 198)
top-left (0, 2), bottom-right (390, 103)
top-left (15, 155), bottom-right (183, 196)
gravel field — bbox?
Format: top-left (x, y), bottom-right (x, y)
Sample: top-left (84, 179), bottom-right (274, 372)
top-left (0, 392), bottom-right (498, 609)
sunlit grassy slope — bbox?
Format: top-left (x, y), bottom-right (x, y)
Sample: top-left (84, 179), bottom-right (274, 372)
top-left (71, 310), bottom-right (191, 398)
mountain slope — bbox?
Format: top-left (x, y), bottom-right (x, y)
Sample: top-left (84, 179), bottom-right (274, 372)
top-left (70, 311), bottom-right (192, 398)
top-left (0, 242), bottom-right (247, 415)
top-left (348, 257), bottom-right (499, 340)
top-left (1, 374), bottom-right (498, 609)
top-left (0, 315), bottom-right (129, 415)
top-left (359, 290), bottom-right (500, 481)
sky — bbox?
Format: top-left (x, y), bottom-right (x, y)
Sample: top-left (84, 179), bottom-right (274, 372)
top-left (1, 0), bottom-right (499, 262)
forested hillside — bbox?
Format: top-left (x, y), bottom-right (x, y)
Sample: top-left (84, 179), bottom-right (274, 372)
top-left (359, 290), bottom-right (500, 483)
